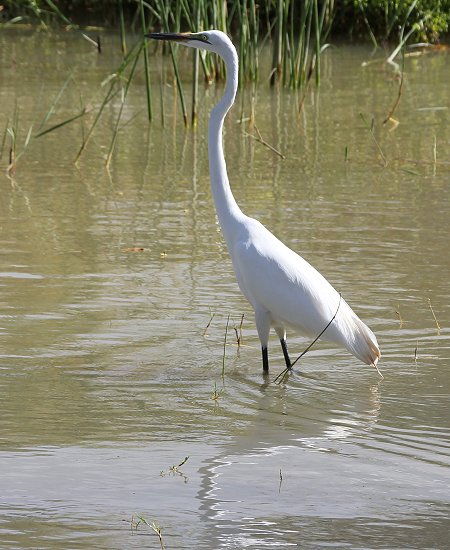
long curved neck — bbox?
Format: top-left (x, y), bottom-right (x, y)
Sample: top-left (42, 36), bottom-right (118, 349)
top-left (208, 44), bottom-right (244, 244)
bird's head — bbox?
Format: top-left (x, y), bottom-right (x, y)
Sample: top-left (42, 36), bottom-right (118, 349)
top-left (145, 29), bottom-right (233, 56)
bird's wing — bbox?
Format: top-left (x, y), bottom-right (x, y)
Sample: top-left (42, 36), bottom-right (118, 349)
top-left (231, 218), bottom-right (380, 366)
top-left (231, 219), bottom-right (339, 336)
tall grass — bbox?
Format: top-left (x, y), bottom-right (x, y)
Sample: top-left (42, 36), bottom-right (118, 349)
top-left (26, 0), bottom-right (342, 162)
top-left (6, 0), bottom-right (335, 158)
top-left (272, 0), bottom-right (333, 92)
top-left (23, 0), bottom-right (422, 162)
top-left (144, 0), bottom-right (331, 89)
top-left (125, 0), bottom-right (333, 136)
top-left (139, 0), bottom-right (153, 121)
top-left (4, 103), bottom-right (33, 174)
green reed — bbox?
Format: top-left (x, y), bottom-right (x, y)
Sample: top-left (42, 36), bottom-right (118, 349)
top-left (4, 0), bottom-right (448, 167)
top-left (133, 516), bottom-right (165, 549)
top-left (119, 0), bottom-right (128, 54)
top-left (272, 0), bottom-right (333, 90)
top-left (359, 113), bottom-right (388, 167)
top-left (143, 0), bottom-right (333, 94)
top-left (140, 0), bottom-right (153, 121)
top-left (66, 1), bottom-right (334, 163)
top-left (105, 42), bottom-right (143, 167)
top-left (74, 39), bottom-right (143, 162)
top-left (24, 0), bottom-right (337, 162)
top-left (6, 1), bottom-right (338, 165)
top-left (153, 0), bottom-right (188, 126)
top-left (0, 119), bottom-right (9, 164)
top-left (222, 313), bottom-right (231, 378)
top-left (3, 103), bottom-right (33, 173)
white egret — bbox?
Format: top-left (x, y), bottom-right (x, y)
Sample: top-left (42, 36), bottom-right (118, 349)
top-left (147, 30), bottom-right (381, 375)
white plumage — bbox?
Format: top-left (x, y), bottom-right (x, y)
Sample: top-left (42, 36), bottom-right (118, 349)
top-left (148, 30), bottom-right (381, 374)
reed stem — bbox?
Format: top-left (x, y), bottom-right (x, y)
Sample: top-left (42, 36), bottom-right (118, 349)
top-left (140, 0), bottom-right (153, 121)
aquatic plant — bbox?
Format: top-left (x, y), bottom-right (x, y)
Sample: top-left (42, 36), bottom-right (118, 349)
top-left (132, 516), bottom-right (165, 549)
top-left (2, 1), bottom-right (448, 43)
top-left (17, 0), bottom-right (446, 161)
top-left (337, 0), bottom-right (450, 42)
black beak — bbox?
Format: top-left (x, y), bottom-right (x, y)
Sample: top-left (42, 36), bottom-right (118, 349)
top-left (145, 32), bottom-right (211, 44)
top-left (145, 32), bottom-right (194, 42)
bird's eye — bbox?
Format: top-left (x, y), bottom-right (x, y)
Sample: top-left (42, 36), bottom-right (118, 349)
top-left (201, 34), bottom-right (208, 41)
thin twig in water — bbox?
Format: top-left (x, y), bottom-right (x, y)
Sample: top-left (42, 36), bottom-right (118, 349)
top-left (291, 294), bottom-right (342, 368)
top-left (359, 113), bottom-right (387, 167)
top-left (211, 381), bottom-right (223, 401)
top-left (428, 298), bottom-right (441, 334)
top-left (233, 313), bottom-right (245, 347)
top-left (222, 314), bottom-right (231, 377)
top-left (383, 52), bottom-right (405, 125)
top-left (203, 312), bottom-right (215, 337)
top-left (414, 341), bottom-right (418, 363)
top-left (357, 0), bottom-right (378, 49)
top-left (238, 313), bottom-right (244, 344)
top-left (134, 516), bottom-right (165, 549)
top-left (244, 125), bottom-right (285, 159)
top-left (273, 294), bottom-right (342, 384)
top-left (35, 108), bottom-right (89, 139)
top-left (395, 304), bottom-right (403, 328)
top-left (373, 361), bottom-right (383, 379)
top-left (176, 456), bottom-right (189, 468)
top-left (160, 456), bottom-right (190, 482)
top-left (432, 135), bottom-right (437, 176)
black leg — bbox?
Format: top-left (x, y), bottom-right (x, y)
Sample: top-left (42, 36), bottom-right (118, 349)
top-left (280, 338), bottom-right (292, 370)
top-left (262, 346), bottom-right (269, 374)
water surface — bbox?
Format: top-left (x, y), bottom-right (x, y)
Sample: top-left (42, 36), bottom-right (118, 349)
top-left (1, 30), bottom-right (449, 549)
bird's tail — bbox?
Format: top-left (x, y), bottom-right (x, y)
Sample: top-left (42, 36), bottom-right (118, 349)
top-left (350, 316), bottom-right (382, 376)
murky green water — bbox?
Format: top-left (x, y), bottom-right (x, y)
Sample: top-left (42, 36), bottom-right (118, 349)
top-left (1, 29), bottom-right (449, 549)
